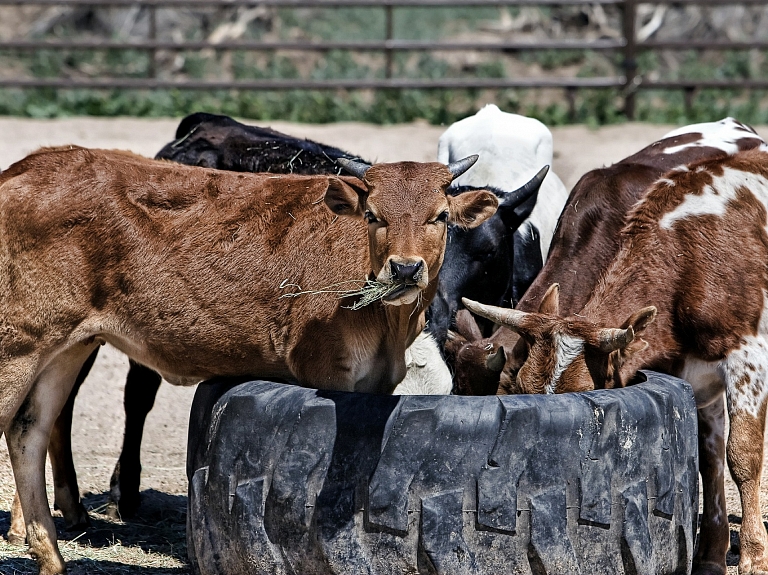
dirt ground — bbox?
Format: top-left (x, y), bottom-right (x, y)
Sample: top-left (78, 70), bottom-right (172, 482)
top-left (1, 116), bottom-right (768, 573)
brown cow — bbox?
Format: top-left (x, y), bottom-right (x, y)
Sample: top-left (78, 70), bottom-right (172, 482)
top-left (449, 118), bottom-right (767, 397)
top-left (465, 146), bottom-right (768, 574)
top-left (0, 146), bottom-right (504, 575)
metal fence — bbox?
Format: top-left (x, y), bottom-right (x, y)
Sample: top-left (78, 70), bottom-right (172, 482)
top-left (1, 0), bottom-right (766, 119)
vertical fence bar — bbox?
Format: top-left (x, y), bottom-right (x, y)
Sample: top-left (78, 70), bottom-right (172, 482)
top-left (148, 4), bottom-right (157, 79)
top-left (385, 4), bottom-right (394, 79)
top-left (683, 86), bottom-right (696, 116)
top-left (621, 0), bottom-right (637, 119)
top-left (566, 86), bottom-right (577, 121)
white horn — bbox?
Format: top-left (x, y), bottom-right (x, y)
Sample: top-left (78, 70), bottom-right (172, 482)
top-left (337, 158), bottom-right (371, 179)
top-left (462, 298), bottom-right (530, 330)
top-left (596, 326), bottom-right (635, 353)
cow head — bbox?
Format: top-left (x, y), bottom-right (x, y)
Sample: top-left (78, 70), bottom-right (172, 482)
top-left (427, 166), bottom-right (549, 345)
top-left (326, 156), bottom-right (498, 306)
top-left (445, 309), bottom-right (507, 395)
top-left (462, 285), bottom-right (657, 393)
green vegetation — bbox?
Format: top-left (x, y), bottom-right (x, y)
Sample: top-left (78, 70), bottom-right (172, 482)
top-left (1, 5), bottom-right (767, 125)
top-left (5, 84), bottom-right (767, 127)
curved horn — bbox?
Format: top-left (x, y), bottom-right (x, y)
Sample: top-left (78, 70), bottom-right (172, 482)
top-left (501, 165), bottom-right (549, 210)
top-left (596, 326), bottom-right (635, 353)
top-left (447, 154), bottom-right (479, 180)
top-left (337, 157), bottom-right (372, 180)
top-left (462, 298), bottom-right (530, 330)
top-left (485, 346), bottom-right (507, 373)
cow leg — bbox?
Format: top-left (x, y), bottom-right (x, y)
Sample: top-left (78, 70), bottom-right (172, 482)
top-left (0, 355), bottom-right (42, 545)
top-left (9, 350), bottom-right (97, 543)
top-left (108, 360), bottom-right (162, 518)
top-left (724, 347), bottom-right (768, 575)
top-left (6, 345), bottom-right (97, 575)
top-left (7, 490), bottom-right (26, 545)
top-left (48, 348), bottom-right (99, 530)
top-left (693, 395), bottom-right (729, 575)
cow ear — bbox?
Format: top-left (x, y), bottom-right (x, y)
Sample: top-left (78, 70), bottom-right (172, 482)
top-left (324, 177), bottom-right (365, 217)
top-left (538, 283), bottom-right (560, 315)
top-left (621, 306), bottom-right (657, 336)
top-left (447, 190), bottom-right (499, 229)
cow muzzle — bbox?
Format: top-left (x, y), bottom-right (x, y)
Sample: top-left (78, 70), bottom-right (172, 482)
top-left (378, 257), bottom-right (428, 305)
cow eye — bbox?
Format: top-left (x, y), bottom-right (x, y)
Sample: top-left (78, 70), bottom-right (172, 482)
top-left (364, 211), bottom-right (379, 224)
top-left (433, 211), bottom-right (449, 224)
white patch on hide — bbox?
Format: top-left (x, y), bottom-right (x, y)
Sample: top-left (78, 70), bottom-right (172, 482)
top-left (547, 332), bottom-right (584, 394)
top-left (724, 337), bottom-right (768, 419)
top-left (659, 165), bottom-right (768, 230)
top-left (677, 356), bottom-right (724, 407)
top-left (661, 117), bottom-right (764, 155)
top-left (393, 331), bottom-right (452, 395)
top-left (723, 292), bottom-right (768, 419)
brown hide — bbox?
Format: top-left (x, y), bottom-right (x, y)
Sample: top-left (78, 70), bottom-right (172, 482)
top-left (452, 122), bottom-right (766, 395)
top-left (0, 147), bottom-right (497, 399)
top-left (0, 146), bottom-right (499, 575)
top-left (465, 147), bottom-right (768, 573)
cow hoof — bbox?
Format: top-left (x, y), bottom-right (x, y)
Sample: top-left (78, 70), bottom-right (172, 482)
top-left (739, 558), bottom-right (768, 575)
top-left (107, 493), bottom-right (140, 520)
top-left (62, 504), bottom-right (90, 531)
top-left (34, 555), bottom-right (67, 575)
top-left (105, 501), bottom-right (122, 521)
top-left (109, 473), bottom-right (141, 519)
top-left (5, 529), bottom-right (27, 546)
top-left (692, 562), bottom-right (726, 575)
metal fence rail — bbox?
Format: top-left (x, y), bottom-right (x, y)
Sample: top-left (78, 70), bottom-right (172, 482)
top-left (0, 0), bottom-right (764, 119)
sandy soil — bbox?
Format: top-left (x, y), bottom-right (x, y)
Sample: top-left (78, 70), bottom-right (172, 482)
top-left (1, 116), bottom-right (768, 573)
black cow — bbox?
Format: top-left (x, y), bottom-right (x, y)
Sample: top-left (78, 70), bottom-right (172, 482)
top-left (155, 112), bottom-right (366, 174)
top-left (426, 105), bottom-right (569, 350)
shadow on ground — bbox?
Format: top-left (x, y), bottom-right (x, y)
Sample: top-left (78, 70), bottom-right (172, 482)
top-left (0, 490), bottom-right (189, 575)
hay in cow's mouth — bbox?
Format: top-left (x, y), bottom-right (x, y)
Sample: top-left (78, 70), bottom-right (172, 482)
top-left (279, 278), bottom-right (407, 310)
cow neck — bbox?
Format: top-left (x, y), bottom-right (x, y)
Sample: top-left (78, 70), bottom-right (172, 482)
top-left (383, 276), bottom-right (437, 346)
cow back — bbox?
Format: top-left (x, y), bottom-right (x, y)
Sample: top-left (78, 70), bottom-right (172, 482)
top-left (155, 112), bottom-right (366, 175)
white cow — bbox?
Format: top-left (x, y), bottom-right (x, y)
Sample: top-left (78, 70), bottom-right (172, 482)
top-left (437, 103), bottom-right (569, 262)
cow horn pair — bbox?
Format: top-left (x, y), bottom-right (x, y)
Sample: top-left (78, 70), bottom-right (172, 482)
top-left (461, 298), bottom-right (635, 353)
top-left (337, 155), bottom-right (480, 181)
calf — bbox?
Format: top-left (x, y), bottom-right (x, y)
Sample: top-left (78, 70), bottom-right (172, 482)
top-left (428, 104), bottom-right (569, 346)
top-left (0, 146), bottom-right (516, 575)
top-left (449, 118), bottom-right (767, 396)
top-left (465, 145), bottom-right (768, 574)
top-left (40, 113), bottom-right (448, 527)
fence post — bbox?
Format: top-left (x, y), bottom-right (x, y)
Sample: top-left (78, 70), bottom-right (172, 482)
top-left (385, 4), bottom-right (393, 79)
top-left (148, 5), bottom-right (157, 80)
top-left (684, 86), bottom-right (697, 117)
top-left (622, 0), bottom-right (637, 120)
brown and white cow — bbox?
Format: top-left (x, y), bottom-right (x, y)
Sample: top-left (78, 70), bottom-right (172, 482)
top-left (449, 118), bottom-right (767, 397)
top-left (465, 145), bottom-right (768, 574)
top-left (0, 146), bottom-right (510, 575)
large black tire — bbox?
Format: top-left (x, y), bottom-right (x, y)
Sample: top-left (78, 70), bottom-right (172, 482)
top-left (186, 371), bottom-right (698, 575)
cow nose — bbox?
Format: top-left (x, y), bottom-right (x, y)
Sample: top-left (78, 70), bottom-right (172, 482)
top-left (390, 260), bottom-right (423, 284)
